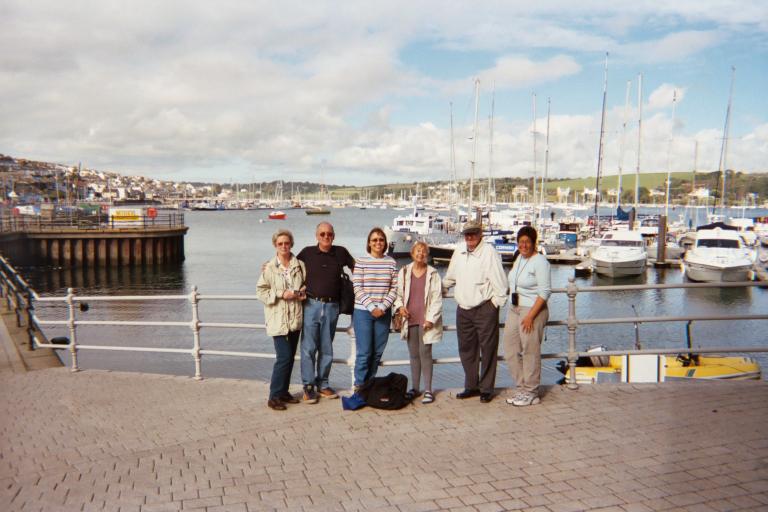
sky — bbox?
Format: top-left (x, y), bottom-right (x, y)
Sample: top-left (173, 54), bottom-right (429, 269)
top-left (1, 1), bottom-right (767, 186)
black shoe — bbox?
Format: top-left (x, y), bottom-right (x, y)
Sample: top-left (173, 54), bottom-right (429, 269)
top-left (279, 393), bottom-right (300, 404)
top-left (480, 392), bottom-right (493, 403)
top-left (267, 398), bottom-right (286, 411)
top-left (456, 389), bottom-right (480, 399)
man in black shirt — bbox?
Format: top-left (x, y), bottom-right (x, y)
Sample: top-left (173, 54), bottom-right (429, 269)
top-left (296, 221), bottom-right (355, 403)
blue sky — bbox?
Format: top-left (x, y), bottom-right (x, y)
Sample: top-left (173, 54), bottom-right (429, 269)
top-left (0, 1), bottom-right (766, 186)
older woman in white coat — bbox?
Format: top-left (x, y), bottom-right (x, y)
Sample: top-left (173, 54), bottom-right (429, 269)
top-left (393, 241), bottom-right (443, 404)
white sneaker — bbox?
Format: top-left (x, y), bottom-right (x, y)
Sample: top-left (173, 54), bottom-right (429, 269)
top-left (508, 392), bottom-right (540, 407)
top-left (505, 392), bottom-right (527, 405)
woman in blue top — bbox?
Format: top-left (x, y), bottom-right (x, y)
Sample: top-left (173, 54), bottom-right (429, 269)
top-left (502, 226), bottom-right (551, 406)
top-left (352, 227), bottom-right (398, 388)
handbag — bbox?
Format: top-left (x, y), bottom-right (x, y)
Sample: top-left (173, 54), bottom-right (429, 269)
top-left (339, 271), bottom-right (355, 315)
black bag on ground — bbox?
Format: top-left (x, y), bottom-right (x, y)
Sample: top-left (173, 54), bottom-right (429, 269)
top-left (357, 372), bottom-right (410, 410)
top-left (339, 272), bottom-right (355, 315)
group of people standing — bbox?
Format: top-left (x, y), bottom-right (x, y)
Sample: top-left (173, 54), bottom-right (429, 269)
top-left (256, 220), bottom-right (551, 411)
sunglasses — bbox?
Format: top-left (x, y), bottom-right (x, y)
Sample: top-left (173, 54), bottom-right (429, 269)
top-left (318, 232), bottom-right (335, 238)
top-left (370, 238), bottom-right (386, 242)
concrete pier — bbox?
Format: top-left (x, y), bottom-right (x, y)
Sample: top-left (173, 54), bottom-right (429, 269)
top-left (0, 227), bottom-right (188, 268)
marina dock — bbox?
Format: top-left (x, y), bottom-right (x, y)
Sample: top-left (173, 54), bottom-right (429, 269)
top-left (2, 314), bottom-right (767, 511)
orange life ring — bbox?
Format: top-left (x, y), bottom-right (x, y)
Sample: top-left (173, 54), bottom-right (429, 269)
top-left (147, 207), bottom-right (158, 219)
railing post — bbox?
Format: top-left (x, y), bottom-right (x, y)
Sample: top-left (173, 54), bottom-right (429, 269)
top-left (347, 324), bottom-right (356, 390)
top-left (66, 287), bottom-right (80, 372)
top-left (25, 288), bottom-right (35, 350)
top-left (190, 285), bottom-right (203, 380)
top-left (566, 277), bottom-right (579, 390)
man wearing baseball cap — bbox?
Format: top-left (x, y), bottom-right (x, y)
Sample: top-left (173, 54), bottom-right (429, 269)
top-left (442, 220), bottom-right (508, 403)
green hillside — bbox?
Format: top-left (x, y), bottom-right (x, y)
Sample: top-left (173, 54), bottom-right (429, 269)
top-left (544, 172), bottom-right (695, 192)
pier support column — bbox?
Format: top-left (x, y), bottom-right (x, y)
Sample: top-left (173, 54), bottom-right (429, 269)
top-left (50, 240), bottom-right (60, 266)
top-left (62, 240), bottom-right (72, 268)
top-left (86, 240), bottom-right (96, 267)
top-left (120, 239), bottom-right (131, 266)
top-left (97, 240), bottom-right (108, 267)
top-left (164, 237), bottom-right (173, 262)
top-left (144, 238), bottom-right (154, 265)
top-left (39, 240), bottom-right (48, 264)
top-left (74, 240), bottom-right (84, 266)
top-left (156, 238), bottom-right (165, 264)
top-left (109, 239), bottom-right (119, 267)
top-left (133, 239), bottom-right (143, 266)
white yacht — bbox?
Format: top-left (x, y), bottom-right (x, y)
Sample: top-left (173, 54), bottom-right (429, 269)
top-left (384, 210), bottom-right (451, 257)
top-left (591, 230), bottom-right (647, 277)
top-left (683, 227), bottom-right (755, 282)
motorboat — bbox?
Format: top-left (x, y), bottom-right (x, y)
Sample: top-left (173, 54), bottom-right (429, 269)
top-left (557, 350), bottom-right (761, 384)
top-left (384, 209), bottom-right (452, 257)
top-left (305, 206), bottom-right (331, 215)
top-left (268, 210), bottom-right (286, 220)
top-left (556, 318), bottom-right (761, 383)
top-left (591, 230), bottom-right (647, 277)
top-left (682, 225), bottom-right (755, 282)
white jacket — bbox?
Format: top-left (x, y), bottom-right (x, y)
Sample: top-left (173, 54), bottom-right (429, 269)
top-left (393, 263), bottom-right (443, 344)
top-left (256, 255), bottom-right (306, 337)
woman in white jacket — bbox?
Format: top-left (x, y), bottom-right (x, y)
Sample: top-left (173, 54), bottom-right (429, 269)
top-left (256, 229), bottom-right (306, 411)
top-left (393, 241), bottom-right (443, 404)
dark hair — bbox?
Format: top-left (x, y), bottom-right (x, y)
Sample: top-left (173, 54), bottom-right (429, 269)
top-left (517, 225), bottom-right (538, 245)
top-left (366, 227), bottom-right (388, 254)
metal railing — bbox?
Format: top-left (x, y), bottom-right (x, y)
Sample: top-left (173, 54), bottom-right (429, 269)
top-left (1, 250), bottom-right (763, 388)
top-left (0, 212), bottom-right (185, 233)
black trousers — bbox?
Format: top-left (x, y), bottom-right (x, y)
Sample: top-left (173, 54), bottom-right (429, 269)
top-left (456, 300), bottom-right (499, 393)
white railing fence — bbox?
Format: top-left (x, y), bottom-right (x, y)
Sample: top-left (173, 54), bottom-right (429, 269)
top-left (1, 253), bottom-right (765, 389)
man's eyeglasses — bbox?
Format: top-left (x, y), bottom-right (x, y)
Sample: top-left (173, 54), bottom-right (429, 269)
top-left (318, 232), bottom-right (335, 238)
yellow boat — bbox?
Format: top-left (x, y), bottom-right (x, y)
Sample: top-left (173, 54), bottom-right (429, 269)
top-left (558, 351), bottom-right (761, 385)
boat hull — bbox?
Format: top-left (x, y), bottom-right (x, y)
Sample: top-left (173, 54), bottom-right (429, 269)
top-left (592, 256), bottom-right (646, 277)
top-left (560, 354), bottom-right (761, 384)
top-left (683, 261), bottom-right (752, 282)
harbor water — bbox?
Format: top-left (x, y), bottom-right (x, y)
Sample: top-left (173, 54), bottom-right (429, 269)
top-left (19, 207), bottom-right (768, 388)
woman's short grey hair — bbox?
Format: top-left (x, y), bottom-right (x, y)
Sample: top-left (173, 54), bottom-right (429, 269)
top-left (272, 229), bottom-right (294, 247)
top-left (410, 241), bottom-right (429, 255)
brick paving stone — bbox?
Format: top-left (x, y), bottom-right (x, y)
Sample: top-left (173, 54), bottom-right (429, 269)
top-left (0, 369), bottom-right (767, 512)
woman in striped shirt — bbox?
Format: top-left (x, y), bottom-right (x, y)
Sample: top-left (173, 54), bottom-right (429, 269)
top-left (352, 227), bottom-right (398, 388)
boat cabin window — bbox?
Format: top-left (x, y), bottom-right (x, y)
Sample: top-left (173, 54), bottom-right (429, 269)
top-left (697, 239), bottom-right (739, 248)
top-left (601, 240), bottom-right (643, 247)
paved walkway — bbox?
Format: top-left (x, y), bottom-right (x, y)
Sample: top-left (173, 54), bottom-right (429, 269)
top-left (1, 313), bottom-right (767, 512)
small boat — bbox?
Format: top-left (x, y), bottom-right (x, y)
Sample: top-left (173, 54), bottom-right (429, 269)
top-left (591, 230), bottom-right (647, 277)
top-left (305, 206), bottom-right (331, 215)
top-left (557, 348), bottom-right (761, 384)
top-left (683, 224), bottom-right (755, 282)
top-left (268, 210), bottom-right (286, 220)
top-left (556, 319), bottom-right (761, 384)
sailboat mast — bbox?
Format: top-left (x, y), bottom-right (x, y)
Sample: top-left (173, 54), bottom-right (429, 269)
top-left (540, 97), bottom-right (551, 207)
top-left (532, 93), bottom-right (538, 214)
top-left (593, 53), bottom-right (609, 233)
top-left (617, 80), bottom-right (631, 209)
top-left (692, 140), bottom-right (698, 200)
top-left (450, 102), bottom-right (457, 216)
top-left (664, 89), bottom-right (677, 218)
top-left (634, 73), bottom-right (643, 209)
top-left (468, 78), bottom-right (480, 219)
top-left (718, 66), bottom-right (735, 212)
top-left (488, 86), bottom-right (495, 206)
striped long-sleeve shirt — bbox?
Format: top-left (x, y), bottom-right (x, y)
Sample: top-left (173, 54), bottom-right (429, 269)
top-left (352, 254), bottom-right (398, 312)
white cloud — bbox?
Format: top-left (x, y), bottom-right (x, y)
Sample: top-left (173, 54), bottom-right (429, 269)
top-left (0, 0), bottom-right (765, 184)
top-left (647, 84), bottom-right (687, 111)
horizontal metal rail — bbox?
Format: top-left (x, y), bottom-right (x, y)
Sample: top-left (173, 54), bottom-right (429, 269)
top-left (6, 267), bottom-right (767, 386)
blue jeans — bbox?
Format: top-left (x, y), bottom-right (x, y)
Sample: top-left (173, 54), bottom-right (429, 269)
top-left (269, 331), bottom-right (300, 400)
top-left (352, 308), bottom-right (392, 387)
top-left (301, 299), bottom-right (340, 389)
